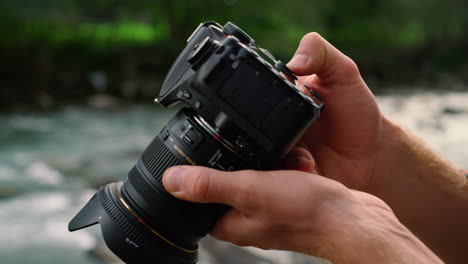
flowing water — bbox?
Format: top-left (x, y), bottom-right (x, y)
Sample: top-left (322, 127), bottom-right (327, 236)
top-left (0, 91), bottom-right (467, 264)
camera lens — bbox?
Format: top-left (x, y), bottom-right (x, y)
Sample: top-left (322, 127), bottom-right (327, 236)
top-left (69, 108), bottom-right (248, 264)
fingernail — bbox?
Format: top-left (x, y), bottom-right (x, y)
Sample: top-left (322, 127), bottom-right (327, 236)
top-left (288, 54), bottom-right (310, 67)
top-left (164, 167), bottom-right (186, 192)
top-left (296, 155), bottom-right (311, 162)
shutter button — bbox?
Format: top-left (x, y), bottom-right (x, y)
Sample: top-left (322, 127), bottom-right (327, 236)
top-left (275, 61), bottom-right (297, 81)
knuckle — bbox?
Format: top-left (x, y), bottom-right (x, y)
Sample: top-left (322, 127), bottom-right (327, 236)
top-left (326, 180), bottom-right (350, 198)
top-left (341, 56), bottom-right (360, 76)
top-left (365, 193), bottom-right (393, 212)
top-left (234, 170), bottom-right (264, 210)
top-left (186, 167), bottom-right (211, 201)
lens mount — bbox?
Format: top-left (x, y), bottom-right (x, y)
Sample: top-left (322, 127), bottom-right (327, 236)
top-left (192, 113), bottom-right (247, 161)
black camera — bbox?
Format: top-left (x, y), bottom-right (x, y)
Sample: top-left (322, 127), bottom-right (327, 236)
top-left (69, 21), bottom-right (324, 264)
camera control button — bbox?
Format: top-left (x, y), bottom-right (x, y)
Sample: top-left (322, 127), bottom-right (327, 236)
top-left (183, 90), bottom-right (192, 99)
top-left (184, 130), bottom-right (198, 142)
top-left (275, 60), bottom-right (297, 81)
top-left (183, 129), bottom-right (203, 150)
top-left (188, 36), bottom-right (219, 69)
top-left (184, 135), bottom-right (194, 144)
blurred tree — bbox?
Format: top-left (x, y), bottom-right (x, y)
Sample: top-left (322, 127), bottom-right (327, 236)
top-left (0, 0), bottom-right (467, 108)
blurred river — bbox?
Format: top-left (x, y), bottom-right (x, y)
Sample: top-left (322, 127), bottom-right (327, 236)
top-left (0, 91), bottom-right (467, 264)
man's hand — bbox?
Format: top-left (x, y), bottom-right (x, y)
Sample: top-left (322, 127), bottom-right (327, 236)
top-left (162, 165), bottom-right (442, 264)
top-left (287, 33), bottom-right (468, 263)
top-left (287, 32), bottom-right (386, 192)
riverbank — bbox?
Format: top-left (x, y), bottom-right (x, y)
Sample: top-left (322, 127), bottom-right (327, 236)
top-left (0, 90), bottom-right (467, 264)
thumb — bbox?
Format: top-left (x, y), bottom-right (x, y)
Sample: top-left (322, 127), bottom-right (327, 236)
top-left (287, 32), bottom-right (360, 85)
top-left (281, 147), bottom-right (317, 173)
top-left (162, 166), bottom-right (267, 212)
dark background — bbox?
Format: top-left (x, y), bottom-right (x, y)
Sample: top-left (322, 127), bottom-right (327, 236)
top-left (1, 0), bottom-right (468, 109)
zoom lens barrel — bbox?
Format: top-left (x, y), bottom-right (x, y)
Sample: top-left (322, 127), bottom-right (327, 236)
top-left (69, 108), bottom-right (249, 264)
top-left (121, 107), bottom-right (244, 246)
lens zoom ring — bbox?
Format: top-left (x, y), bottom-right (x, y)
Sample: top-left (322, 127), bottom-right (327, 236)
top-left (130, 135), bottom-right (217, 236)
top-left (141, 134), bottom-right (183, 182)
top-left (98, 186), bottom-right (148, 248)
top-left (128, 166), bottom-right (173, 214)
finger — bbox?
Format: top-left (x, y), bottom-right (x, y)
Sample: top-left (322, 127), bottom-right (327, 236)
top-left (162, 166), bottom-right (267, 212)
top-left (281, 147), bottom-right (316, 173)
top-left (287, 32), bottom-right (361, 85)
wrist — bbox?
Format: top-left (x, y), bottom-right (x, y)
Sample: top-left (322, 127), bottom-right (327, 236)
top-left (315, 196), bottom-right (442, 264)
top-left (367, 116), bottom-right (407, 197)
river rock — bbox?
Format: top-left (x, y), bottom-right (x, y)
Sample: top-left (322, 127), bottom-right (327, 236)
top-left (87, 95), bottom-right (126, 110)
top-left (442, 107), bottom-right (465, 115)
top-left (0, 186), bottom-right (23, 199)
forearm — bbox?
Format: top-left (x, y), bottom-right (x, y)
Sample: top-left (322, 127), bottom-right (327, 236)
top-left (373, 117), bottom-right (468, 263)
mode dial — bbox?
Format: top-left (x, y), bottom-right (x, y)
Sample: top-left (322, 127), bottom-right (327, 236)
top-left (223, 22), bottom-right (254, 45)
top-left (187, 36), bottom-right (220, 69)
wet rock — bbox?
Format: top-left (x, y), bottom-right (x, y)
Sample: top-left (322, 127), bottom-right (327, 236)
top-left (87, 177), bottom-right (118, 189)
top-left (87, 95), bottom-right (126, 110)
top-left (0, 186), bottom-right (23, 199)
top-left (442, 107), bottom-right (465, 115)
top-left (42, 156), bottom-right (90, 179)
top-left (43, 151), bottom-right (138, 187)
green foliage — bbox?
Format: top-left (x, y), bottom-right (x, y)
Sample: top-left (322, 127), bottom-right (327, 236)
top-left (2, 0), bottom-right (467, 61)
top-left (0, 0), bottom-right (467, 108)
top-left (1, 20), bottom-right (167, 51)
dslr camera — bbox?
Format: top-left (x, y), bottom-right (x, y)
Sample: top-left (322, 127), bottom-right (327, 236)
top-left (69, 21), bottom-right (324, 264)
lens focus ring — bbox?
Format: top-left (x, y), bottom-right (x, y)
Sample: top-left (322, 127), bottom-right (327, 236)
top-left (141, 134), bottom-right (181, 183)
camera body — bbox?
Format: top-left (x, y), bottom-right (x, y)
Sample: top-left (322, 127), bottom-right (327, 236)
top-left (158, 21), bottom-right (323, 169)
top-left (68, 21), bottom-right (324, 264)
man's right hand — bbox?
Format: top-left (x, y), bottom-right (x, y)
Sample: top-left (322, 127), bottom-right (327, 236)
top-left (163, 166), bottom-right (442, 264)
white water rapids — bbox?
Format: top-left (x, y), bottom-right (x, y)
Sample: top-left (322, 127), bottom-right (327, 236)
top-left (0, 91), bottom-right (466, 264)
